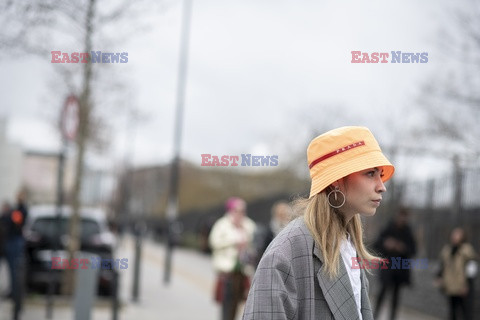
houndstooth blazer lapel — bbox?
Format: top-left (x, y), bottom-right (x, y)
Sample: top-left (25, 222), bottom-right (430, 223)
top-left (314, 245), bottom-right (361, 320)
top-left (360, 268), bottom-right (374, 320)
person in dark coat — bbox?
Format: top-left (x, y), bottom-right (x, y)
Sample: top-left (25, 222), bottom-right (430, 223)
top-left (3, 191), bottom-right (28, 320)
top-left (373, 207), bottom-right (416, 320)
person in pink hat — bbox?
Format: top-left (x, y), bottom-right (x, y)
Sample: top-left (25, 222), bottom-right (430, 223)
top-left (210, 197), bottom-right (256, 320)
top-left (243, 126), bottom-right (394, 320)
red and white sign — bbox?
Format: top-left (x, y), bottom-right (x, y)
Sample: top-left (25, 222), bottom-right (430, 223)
top-left (61, 95), bottom-right (79, 141)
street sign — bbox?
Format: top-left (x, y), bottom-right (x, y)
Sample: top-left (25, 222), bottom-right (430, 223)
top-left (61, 95), bottom-right (79, 141)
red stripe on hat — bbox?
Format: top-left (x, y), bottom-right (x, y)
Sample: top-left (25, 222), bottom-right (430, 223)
top-left (309, 141), bottom-right (366, 169)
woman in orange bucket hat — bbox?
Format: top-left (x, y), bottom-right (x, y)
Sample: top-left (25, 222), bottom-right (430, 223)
top-left (243, 126), bottom-right (394, 320)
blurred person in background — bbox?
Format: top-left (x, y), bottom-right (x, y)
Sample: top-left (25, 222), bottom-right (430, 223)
top-left (373, 207), bottom-right (416, 320)
top-left (209, 197), bottom-right (256, 320)
top-left (2, 190), bottom-right (28, 320)
top-left (436, 227), bottom-right (478, 320)
top-left (243, 126), bottom-right (395, 320)
top-left (253, 200), bottom-right (292, 266)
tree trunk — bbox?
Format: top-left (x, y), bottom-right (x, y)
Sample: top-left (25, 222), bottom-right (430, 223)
top-left (61, 0), bottom-right (95, 295)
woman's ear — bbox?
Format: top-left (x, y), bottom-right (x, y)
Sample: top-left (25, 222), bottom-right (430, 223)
top-left (326, 184), bottom-right (336, 192)
top-left (331, 180), bottom-right (341, 189)
top-left (332, 178), bottom-right (347, 192)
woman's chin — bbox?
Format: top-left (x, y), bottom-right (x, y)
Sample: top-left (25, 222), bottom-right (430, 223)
top-left (360, 210), bottom-right (377, 217)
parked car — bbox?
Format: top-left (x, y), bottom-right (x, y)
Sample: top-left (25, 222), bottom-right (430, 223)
top-left (24, 205), bottom-right (117, 296)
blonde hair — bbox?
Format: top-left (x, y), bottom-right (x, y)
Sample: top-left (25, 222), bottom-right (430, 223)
top-left (293, 191), bottom-right (378, 279)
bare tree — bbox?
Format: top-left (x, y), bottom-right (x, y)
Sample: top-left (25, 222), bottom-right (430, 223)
top-left (415, 0), bottom-right (480, 164)
top-left (0, 0), bottom-right (161, 294)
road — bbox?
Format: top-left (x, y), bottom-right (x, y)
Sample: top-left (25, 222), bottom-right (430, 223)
top-left (0, 235), bottom-right (440, 320)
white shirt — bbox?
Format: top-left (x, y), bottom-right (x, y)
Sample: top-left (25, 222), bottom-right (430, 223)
top-left (340, 234), bottom-right (363, 320)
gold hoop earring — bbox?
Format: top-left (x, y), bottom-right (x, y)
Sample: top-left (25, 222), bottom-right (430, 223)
top-left (327, 186), bottom-right (345, 209)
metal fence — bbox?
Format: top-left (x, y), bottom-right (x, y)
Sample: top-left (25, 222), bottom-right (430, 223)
top-left (401, 168), bottom-right (480, 209)
top-left (385, 167), bottom-right (480, 260)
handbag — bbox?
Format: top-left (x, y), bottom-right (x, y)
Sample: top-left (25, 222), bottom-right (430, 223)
top-left (214, 272), bottom-right (251, 303)
top-left (214, 273), bottom-right (227, 303)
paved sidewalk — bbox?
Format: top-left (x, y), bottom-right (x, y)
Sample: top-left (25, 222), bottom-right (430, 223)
top-left (0, 236), bottom-right (440, 320)
top-left (1, 236), bottom-right (220, 320)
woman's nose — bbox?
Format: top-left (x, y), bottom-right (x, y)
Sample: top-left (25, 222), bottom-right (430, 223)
top-left (377, 177), bottom-right (386, 193)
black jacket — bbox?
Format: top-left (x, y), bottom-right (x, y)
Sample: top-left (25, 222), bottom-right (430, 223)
top-left (2, 202), bottom-right (28, 240)
top-left (374, 221), bottom-right (416, 285)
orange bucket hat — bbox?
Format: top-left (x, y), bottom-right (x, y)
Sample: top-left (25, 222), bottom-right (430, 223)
top-left (307, 126), bottom-right (394, 198)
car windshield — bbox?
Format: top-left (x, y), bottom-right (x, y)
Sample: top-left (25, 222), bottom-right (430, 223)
top-left (31, 217), bottom-right (101, 241)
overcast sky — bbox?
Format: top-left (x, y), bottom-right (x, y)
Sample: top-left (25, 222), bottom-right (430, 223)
top-left (1, 0), bottom-right (457, 180)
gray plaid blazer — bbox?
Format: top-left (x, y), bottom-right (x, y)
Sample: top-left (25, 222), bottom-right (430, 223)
top-left (242, 217), bottom-right (373, 320)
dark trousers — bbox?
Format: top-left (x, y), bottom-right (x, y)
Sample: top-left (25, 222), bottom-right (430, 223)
top-left (449, 295), bottom-right (468, 320)
top-left (5, 237), bottom-right (25, 320)
top-left (221, 271), bottom-right (246, 320)
top-left (465, 280), bottom-right (474, 320)
top-left (374, 281), bottom-right (402, 320)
